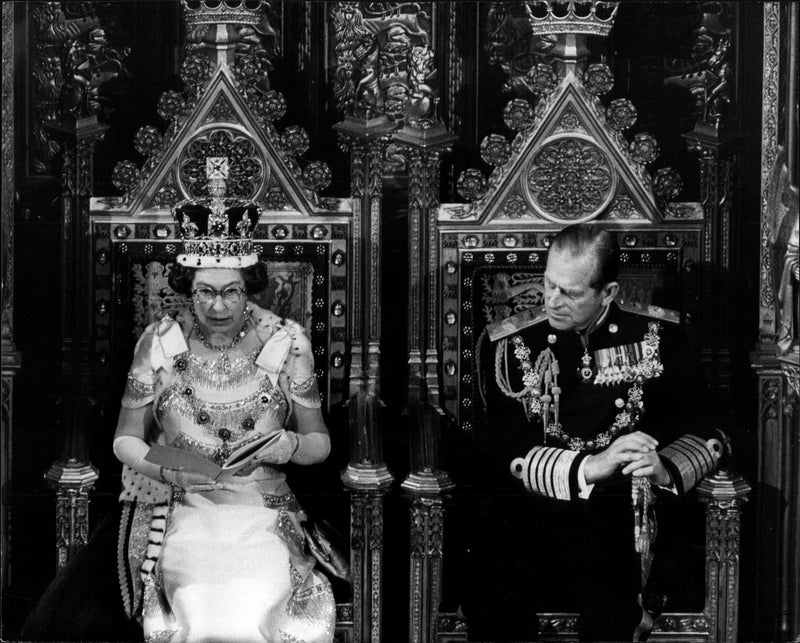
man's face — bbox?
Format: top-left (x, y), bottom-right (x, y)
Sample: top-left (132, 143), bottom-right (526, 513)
top-left (543, 247), bottom-right (616, 331)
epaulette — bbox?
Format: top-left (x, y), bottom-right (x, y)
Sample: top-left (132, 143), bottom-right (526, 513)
top-left (617, 300), bottom-right (680, 324)
top-left (486, 306), bottom-right (548, 342)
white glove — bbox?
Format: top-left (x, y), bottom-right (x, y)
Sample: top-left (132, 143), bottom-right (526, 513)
top-left (253, 430), bottom-right (331, 465)
top-left (253, 430), bottom-right (299, 465)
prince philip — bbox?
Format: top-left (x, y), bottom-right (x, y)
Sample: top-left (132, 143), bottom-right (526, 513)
top-left (463, 223), bottom-right (723, 642)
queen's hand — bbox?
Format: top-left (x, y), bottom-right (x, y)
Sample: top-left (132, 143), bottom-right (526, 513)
top-left (252, 430), bottom-right (299, 465)
top-left (160, 467), bottom-right (220, 493)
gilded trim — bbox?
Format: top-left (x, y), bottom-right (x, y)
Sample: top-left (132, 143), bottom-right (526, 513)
top-left (759, 3), bottom-right (781, 339)
top-left (518, 445), bottom-right (579, 500)
top-left (660, 434), bottom-right (719, 494)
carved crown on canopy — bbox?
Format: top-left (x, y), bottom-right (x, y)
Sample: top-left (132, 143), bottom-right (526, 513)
top-left (93, 0), bottom-right (344, 217)
top-left (441, 0), bottom-right (700, 226)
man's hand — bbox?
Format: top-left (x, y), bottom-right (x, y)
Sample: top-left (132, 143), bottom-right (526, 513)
top-left (622, 450), bottom-right (672, 486)
top-left (583, 431), bottom-right (659, 484)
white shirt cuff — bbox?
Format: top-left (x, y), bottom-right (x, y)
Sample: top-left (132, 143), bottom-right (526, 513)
top-left (577, 458), bottom-right (595, 499)
top-left (656, 479), bottom-right (679, 495)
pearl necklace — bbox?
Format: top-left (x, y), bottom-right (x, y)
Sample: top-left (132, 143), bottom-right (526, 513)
top-left (192, 311), bottom-right (251, 352)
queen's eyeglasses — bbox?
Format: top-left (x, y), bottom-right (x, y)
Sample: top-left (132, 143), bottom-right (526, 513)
top-left (191, 287), bottom-right (245, 304)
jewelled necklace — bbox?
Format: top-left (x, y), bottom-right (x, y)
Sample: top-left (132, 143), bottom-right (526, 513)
top-left (192, 311), bottom-right (251, 352)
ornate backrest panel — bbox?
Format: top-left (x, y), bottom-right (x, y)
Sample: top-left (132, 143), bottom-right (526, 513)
top-left (91, 216), bottom-right (350, 411)
top-left (439, 232), bottom-right (696, 429)
top-left (435, 37), bottom-right (704, 425)
top-left (89, 3), bottom-right (351, 412)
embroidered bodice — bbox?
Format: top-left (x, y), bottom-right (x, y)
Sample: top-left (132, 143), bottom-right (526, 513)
top-left (121, 304), bottom-right (321, 473)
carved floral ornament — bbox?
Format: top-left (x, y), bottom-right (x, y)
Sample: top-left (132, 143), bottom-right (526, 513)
top-left (179, 128), bottom-right (267, 200)
top-left (452, 46), bottom-right (676, 218)
top-left (523, 136), bottom-right (616, 222)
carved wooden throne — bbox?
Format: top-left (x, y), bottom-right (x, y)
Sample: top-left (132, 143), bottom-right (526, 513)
top-left (79, 2), bottom-right (357, 639)
top-left (419, 4), bottom-right (750, 642)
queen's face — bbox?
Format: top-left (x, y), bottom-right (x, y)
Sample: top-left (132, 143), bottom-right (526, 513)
top-left (191, 268), bottom-right (247, 338)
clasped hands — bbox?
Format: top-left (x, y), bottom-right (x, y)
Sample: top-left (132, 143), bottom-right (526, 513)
top-left (160, 430), bottom-right (299, 493)
top-left (582, 431), bottom-right (671, 486)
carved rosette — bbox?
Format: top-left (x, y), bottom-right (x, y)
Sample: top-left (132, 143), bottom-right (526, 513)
top-left (281, 125), bottom-right (310, 157)
top-left (606, 98), bottom-right (638, 131)
top-left (157, 89), bottom-right (188, 122)
top-left (652, 167), bottom-right (684, 201)
top-left (608, 194), bottom-right (638, 219)
top-left (524, 137), bottom-right (615, 222)
top-left (179, 128), bottom-right (266, 199)
top-left (629, 133), bottom-right (660, 165)
top-left (133, 125), bottom-right (163, 158)
top-left (180, 52), bottom-right (213, 97)
top-left (456, 169), bottom-right (489, 201)
top-left (480, 134), bottom-right (512, 167)
top-left (503, 99), bottom-right (535, 131)
top-left (583, 63), bottom-right (614, 96)
top-left (111, 160), bottom-right (140, 193)
top-left (528, 62), bottom-right (559, 96)
top-left (557, 107), bottom-right (582, 133)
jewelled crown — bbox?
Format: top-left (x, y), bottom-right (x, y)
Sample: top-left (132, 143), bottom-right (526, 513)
top-left (182, 0), bottom-right (263, 27)
top-left (527, 0), bottom-right (619, 37)
top-left (172, 157), bottom-right (260, 268)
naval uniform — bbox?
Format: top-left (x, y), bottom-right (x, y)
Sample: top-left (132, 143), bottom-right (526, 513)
top-left (462, 301), bottom-right (721, 642)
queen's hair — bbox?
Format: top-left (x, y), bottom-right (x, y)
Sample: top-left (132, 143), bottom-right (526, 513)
top-left (168, 261), bottom-right (269, 296)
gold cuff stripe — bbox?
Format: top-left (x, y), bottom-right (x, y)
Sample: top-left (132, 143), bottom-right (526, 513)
top-left (525, 446), bottom-right (578, 500)
top-left (660, 434), bottom-right (716, 491)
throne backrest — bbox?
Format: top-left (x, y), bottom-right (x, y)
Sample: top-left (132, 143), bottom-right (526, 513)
top-left (90, 217), bottom-right (350, 412)
top-left (437, 231), bottom-right (697, 431)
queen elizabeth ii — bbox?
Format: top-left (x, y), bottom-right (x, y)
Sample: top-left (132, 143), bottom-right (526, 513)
top-left (112, 194), bottom-right (336, 643)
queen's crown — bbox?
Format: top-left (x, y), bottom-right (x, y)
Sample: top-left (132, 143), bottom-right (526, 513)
top-left (172, 157), bottom-right (260, 268)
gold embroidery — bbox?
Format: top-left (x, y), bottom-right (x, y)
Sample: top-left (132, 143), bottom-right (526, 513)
top-left (285, 559), bottom-right (336, 630)
top-left (176, 348), bottom-right (261, 390)
top-left (142, 575), bottom-right (172, 619)
top-left (278, 508), bottom-right (307, 553)
top-left (123, 374), bottom-right (154, 402)
top-left (262, 491), bottom-right (301, 512)
top-left (157, 369), bottom-right (288, 442)
top-left (170, 431), bottom-right (274, 468)
top-left (290, 376), bottom-right (321, 406)
top-left (145, 630), bottom-right (177, 643)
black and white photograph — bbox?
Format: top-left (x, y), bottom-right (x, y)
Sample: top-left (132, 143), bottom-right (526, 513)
top-left (0, 1), bottom-right (798, 641)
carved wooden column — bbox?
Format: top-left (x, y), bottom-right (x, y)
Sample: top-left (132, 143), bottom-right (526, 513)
top-left (1, 1), bottom-right (21, 591)
top-left (751, 3), bottom-right (800, 641)
top-left (395, 123), bottom-right (457, 407)
top-left (394, 117), bottom-right (456, 643)
top-left (336, 114), bottom-right (396, 643)
top-left (697, 470), bottom-right (750, 643)
top-left (401, 407), bottom-right (454, 643)
top-left (682, 129), bottom-right (742, 391)
top-left (334, 115), bottom-right (395, 400)
top-left (44, 458), bottom-right (99, 569)
top-left (44, 115), bottom-right (107, 568)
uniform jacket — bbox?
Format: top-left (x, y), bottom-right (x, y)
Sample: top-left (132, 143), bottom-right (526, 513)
top-left (477, 301), bottom-right (721, 499)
